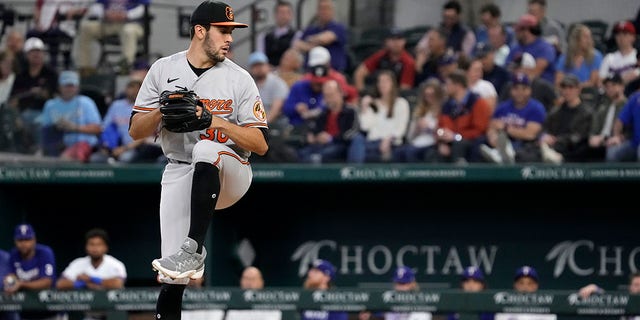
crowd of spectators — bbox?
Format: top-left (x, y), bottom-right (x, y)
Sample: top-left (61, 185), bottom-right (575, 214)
top-left (1, 0), bottom-right (640, 165)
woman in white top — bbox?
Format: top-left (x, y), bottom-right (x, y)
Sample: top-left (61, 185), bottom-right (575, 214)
top-left (392, 78), bottom-right (444, 162)
top-left (350, 70), bottom-right (410, 162)
top-left (466, 59), bottom-right (498, 112)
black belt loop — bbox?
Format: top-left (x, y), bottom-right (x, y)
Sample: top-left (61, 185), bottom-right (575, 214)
top-left (167, 158), bottom-right (191, 165)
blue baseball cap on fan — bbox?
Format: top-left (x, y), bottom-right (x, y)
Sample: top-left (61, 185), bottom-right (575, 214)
top-left (59, 70), bottom-right (80, 86)
top-left (309, 259), bottom-right (336, 280)
top-left (248, 51), bottom-right (268, 66)
top-left (393, 266), bottom-right (416, 284)
top-left (14, 223), bottom-right (36, 240)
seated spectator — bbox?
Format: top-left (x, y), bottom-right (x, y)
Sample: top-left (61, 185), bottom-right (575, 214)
top-left (8, 37), bottom-right (59, 154)
top-left (495, 266), bottom-right (556, 320)
top-left (578, 272), bottom-right (640, 298)
top-left (539, 75), bottom-right (593, 164)
top-left (349, 70), bottom-right (410, 163)
top-left (90, 79), bottom-right (162, 163)
top-left (385, 267), bottom-right (430, 320)
top-left (435, 69), bottom-right (492, 163)
top-left (3, 29), bottom-right (28, 74)
top-left (224, 266), bottom-right (282, 320)
top-left (0, 247), bottom-right (18, 320)
top-left (625, 51), bottom-right (640, 97)
top-left (488, 25), bottom-right (512, 68)
top-left (301, 46), bottom-right (358, 104)
top-left (360, 266), bottom-right (431, 320)
top-left (353, 28), bottom-right (416, 93)
top-left (506, 13), bottom-right (557, 84)
top-left (0, 51), bottom-right (17, 152)
top-left (464, 57), bottom-right (498, 112)
top-left (474, 3), bottom-right (515, 54)
top-left (392, 78), bottom-right (444, 162)
top-left (129, 57), bottom-right (151, 82)
top-left (56, 228), bottom-right (127, 320)
top-left (292, 0), bottom-right (348, 72)
top-left (75, 0), bottom-right (150, 75)
top-left (0, 50), bottom-right (15, 107)
top-left (4, 223), bottom-right (63, 320)
top-left (300, 259), bottom-right (348, 320)
top-left (459, 266), bottom-right (486, 292)
top-left (248, 52), bottom-right (289, 130)
top-left (599, 21), bottom-right (639, 87)
top-left (297, 80), bottom-right (360, 163)
top-left (554, 23), bottom-right (602, 89)
top-left (414, 28), bottom-right (450, 85)
top-left (587, 74), bottom-right (628, 161)
top-left (40, 70), bottom-right (102, 162)
top-left (500, 52), bottom-right (557, 112)
top-left (480, 73), bottom-right (546, 164)
top-left (448, 266), bottom-right (494, 320)
top-left (274, 48), bottom-right (304, 88)
top-left (415, 0), bottom-right (476, 61)
top-left (435, 50), bottom-right (461, 83)
top-left (527, 0), bottom-right (566, 55)
top-left (579, 278), bottom-right (640, 320)
top-left (606, 90), bottom-right (640, 162)
top-left (475, 43), bottom-right (510, 99)
top-left (282, 63), bottom-right (327, 143)
top-left (256, 1), bottom-right (301, 67)
top-left (246, 51), bottom-right (298, 163)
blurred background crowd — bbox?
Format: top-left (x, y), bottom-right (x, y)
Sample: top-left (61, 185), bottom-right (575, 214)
top-left (0, 0), bottom-right (639, 165)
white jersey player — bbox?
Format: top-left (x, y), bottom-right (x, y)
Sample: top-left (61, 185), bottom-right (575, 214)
top-left (128, 1), bottom-right (268, 319)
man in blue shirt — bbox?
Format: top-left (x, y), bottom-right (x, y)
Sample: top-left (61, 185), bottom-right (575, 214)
top-left (0, 248), bottom-right (19, 320)
top-left (481, 72), bottom-right (546, 164)
top-left (5, 223), bottom-right (60, 320)
top-left (506, 14), bottom-right (557, 84)
top-left (282, 66), bottom-right (328, 141)
top-left (300, 259), bottom-right (348, 320)
top-left (607, 91), bottom-right (640, 162)
top-left (292, 0), bottom-right (348, 72)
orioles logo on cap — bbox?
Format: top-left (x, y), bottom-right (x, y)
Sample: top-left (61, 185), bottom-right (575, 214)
top-left (225, 6), bottom-right (234, 21)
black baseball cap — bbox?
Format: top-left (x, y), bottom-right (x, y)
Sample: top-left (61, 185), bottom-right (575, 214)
top-left (190, 1), bottom-right (249, 28)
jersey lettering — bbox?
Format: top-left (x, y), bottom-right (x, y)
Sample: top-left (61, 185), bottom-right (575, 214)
top-left (200, 129), bottom-right (229, 143)
top-left (202, 99), bottom-right (233, 112)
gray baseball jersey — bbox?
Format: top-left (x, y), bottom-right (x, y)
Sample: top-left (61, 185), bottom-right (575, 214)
top-left (133, 50), bottom-right (268, 162)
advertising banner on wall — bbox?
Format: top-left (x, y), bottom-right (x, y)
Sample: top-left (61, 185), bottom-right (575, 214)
top-left (211, 206), bottom-right (637, 291)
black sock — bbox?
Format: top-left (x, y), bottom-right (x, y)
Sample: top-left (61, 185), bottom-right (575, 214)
top-left (188, 162), bottom-right (220, 253)
top-left (155, 283), bottom-right (186, 320)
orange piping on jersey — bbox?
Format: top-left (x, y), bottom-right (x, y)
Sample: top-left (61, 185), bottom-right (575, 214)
top-left (211, 111), bottom-right (232, 116)
top-left (133, 105), bottom-right (156, 112)
top-left (243, 122), bottom-right (269, 128)
top-left (214, 151), bottom-right (250, 166)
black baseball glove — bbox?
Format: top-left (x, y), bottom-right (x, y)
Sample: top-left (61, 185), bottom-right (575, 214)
top-left (158, 89), bottom-right (212, 133)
